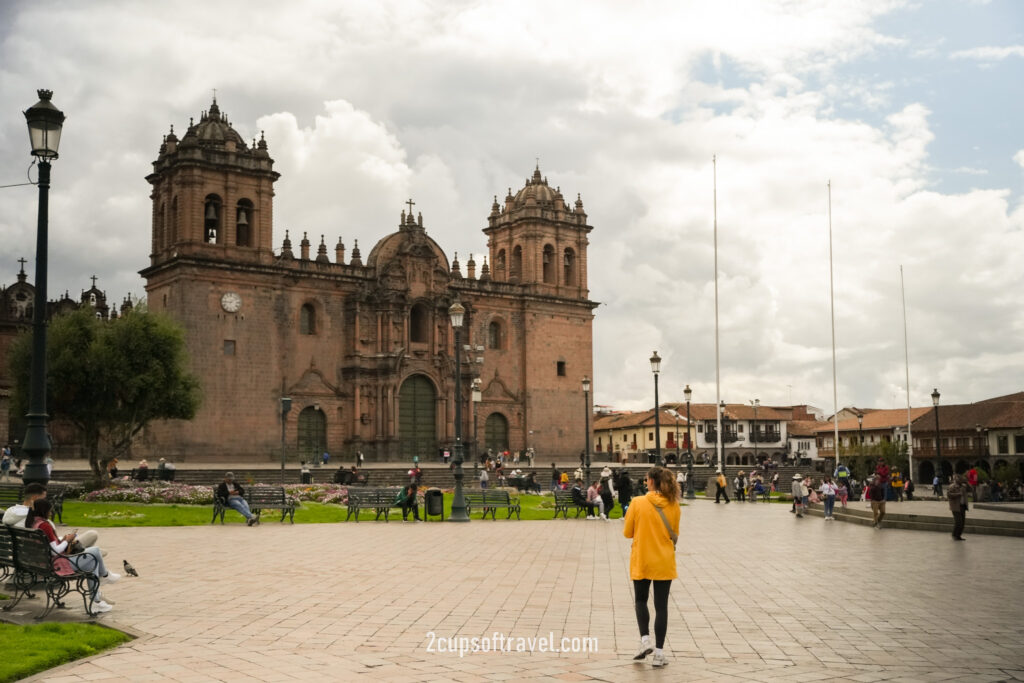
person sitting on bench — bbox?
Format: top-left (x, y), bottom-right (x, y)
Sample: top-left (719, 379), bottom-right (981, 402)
top-left (396, 483), bottom-right (422, 522)
top-left (572, 478), bottom-right (606, 519)
top-left (216, 472), bottom-right (258, 526)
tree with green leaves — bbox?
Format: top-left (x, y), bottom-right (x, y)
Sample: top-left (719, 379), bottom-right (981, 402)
top-left (8, 307), bottom-right (201, 482)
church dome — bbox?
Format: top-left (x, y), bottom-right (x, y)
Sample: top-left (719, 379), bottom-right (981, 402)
top-left (179, 99), bottom-right (247, 150)
top-left (509, 165), bottom-right (566, 210)
top-left (366, 208), bottom-right (449, 272)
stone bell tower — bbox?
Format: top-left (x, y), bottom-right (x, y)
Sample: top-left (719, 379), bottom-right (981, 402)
top-left (146, 98), bottom-right (280, 267)
top-left (483, 164), bottom-right (591, 300)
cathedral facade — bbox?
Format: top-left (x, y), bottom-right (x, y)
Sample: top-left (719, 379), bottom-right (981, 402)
top-left (139, 99), bottom-right (596, 463)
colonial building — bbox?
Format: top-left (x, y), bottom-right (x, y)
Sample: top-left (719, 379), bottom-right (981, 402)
top-left (138, 99), bottom-right (597, 462)
top-left (592, 408), bottom-right (690, 463)
top-left (0, 264), bottom-right (130, 453)
top-left (904, 392), bottom-right (1024, 483)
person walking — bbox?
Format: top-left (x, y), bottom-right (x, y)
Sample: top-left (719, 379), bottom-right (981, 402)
top-left (932, 474), bottom-right (943, 498)
top-left (947, 474), bottom-right (968, 540)
top-left (868, 476), bottom-right (887, 528)
top-left (617, 469), bottom-right (634, 517)
top-left (624, 466), bottom-right (679, 668)
top-left (714, 470), bottom-right (730, 504)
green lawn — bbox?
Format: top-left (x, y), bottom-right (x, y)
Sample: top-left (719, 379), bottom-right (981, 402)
top-left (60, 492), bottom-right (635, 527)
top-left (0, 623), bottom-right (131, 683)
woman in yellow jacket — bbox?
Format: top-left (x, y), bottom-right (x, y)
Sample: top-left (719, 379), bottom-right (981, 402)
top-left (623, 466), bottom-right (679, 668)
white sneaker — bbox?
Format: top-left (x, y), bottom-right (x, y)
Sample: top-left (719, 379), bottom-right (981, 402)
top-left (102, 572), bottom-right (121, 584)
top-left (92, 600), bottom-right (113, 613)
top-left (600, 513), bottom-right (608, 520)
top-left (652, 651), bottom-right (667, 667)
top-left (634, 637), bottom-right (653, 660)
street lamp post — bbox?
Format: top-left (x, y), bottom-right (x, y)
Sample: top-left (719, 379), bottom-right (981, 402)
top-left (582, 376), bottom-right (591, 482)
top-left (448, 301), bottom-right (470, 522)
top-left (472, 378), bottom-right (482, 464)
top-left (932, 388), bottom-right (942, 483)
top-left (673, 410), bottom-right (679, 464)
top-left (975, 423), bottom-right (982, 467)
top-left (684, 384), bottom-right (695, 499)
top-left (280, 397), bottom-right (292, 483)
top-left (857, 413), bottom-right (864, 459)
top-left (718, 400), bottom-right (726, 470)
top-left (650, 351), bottom-right (661, 465)
top-left (750, 398), bottom-right (760, 465)
top-left (21, 90), bottom-right (65, 486)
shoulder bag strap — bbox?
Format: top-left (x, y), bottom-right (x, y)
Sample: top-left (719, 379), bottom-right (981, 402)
top-left (652, 503), bottom-right (678, 548)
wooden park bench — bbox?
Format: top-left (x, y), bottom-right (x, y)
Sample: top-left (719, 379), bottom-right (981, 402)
top-left (212, 485), bottom-right (296, 524)
top-left (345, 488), bottom-right (404, 521)
top-left (463, 490), bottom-right (521, 520)
top-left (552, 490), bottom-right (587, 519)
top-left (2, 525), bottom-right (100, 618)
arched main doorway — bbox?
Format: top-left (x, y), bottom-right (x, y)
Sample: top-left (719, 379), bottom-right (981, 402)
top-left (297, 406), bottom-right (326, 463)
top-left (484, 412), bottom-right (509, 454)
top-left (918, 460), bottom-right (934, 484)
top-left (399, 375), bottom-right (437, 460)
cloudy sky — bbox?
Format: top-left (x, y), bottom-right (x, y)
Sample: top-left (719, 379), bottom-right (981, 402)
top-left (1, 0), bottom-right (1022, 414)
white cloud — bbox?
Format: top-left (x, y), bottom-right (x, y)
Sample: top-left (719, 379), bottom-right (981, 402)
top-left (1014, 149), bottom-right (1024, 168)
top-left (1, 0), bottom-right (1021, 415)
top-left (950, 45), bottom-right (1024, 61)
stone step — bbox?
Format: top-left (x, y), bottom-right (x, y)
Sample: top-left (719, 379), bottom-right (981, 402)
top-left (804, 505), bottom-right (1024, 537)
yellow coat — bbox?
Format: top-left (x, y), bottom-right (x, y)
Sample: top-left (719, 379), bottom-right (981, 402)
top-left (623, 491), bottom-right (680, 580)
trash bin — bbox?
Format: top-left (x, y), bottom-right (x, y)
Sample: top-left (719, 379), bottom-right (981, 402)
top-left (424, 488), bottom-right (444, 521)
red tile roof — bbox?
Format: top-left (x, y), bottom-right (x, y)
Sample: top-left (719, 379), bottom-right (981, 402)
top-left (909, 393), bottom-right (1024, 431)
top-left (813, 407), bottom-right (931, 433)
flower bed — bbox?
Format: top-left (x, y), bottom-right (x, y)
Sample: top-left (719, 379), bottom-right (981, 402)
top-left (73, 481), bottom-right (449, 506)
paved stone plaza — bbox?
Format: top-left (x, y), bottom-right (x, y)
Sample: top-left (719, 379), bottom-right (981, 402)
top-left (15, 501), bottom-right (1024, 682)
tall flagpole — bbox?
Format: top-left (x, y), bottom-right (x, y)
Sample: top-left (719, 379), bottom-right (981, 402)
top-left (828, 181), bottom-right (840, 469)
top-left (901, 265), bottom-right (914, 482)
top-left (713, 156), bottom-right (723, 471)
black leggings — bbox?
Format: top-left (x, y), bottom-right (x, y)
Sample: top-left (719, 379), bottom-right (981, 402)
top-left (633, 579), bottom-right (671, 648)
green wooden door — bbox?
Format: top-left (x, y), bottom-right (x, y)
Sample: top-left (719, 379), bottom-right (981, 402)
top-left (297, 407), bottom-right (326, 463)
top-left (484, 412), bottom-right (509, 453)
top-left (399, 375), bottom-right (436, 460)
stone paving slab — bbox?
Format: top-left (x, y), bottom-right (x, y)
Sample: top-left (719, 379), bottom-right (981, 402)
top-left (8, 502), bottom-right (1024, 681)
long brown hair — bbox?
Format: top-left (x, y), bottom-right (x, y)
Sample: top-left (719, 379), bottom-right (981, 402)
top-left (646, 466), bottom-right (678, 503)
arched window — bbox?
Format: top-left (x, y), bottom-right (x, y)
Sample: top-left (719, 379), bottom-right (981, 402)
top-left (300, 303), bottom-right (316, 335)
top-left (156, 201), bottom-right (165, 249)
top-left (170, 196), bottom-right (178, 243)
top-left (495, 249), bottom-right (506, 280)
top-left (511, 246), bottom-right (522, 280)
top-left (542, 244), bottom-right (555, 283)
top-left (204, 194), bottom-right (222, 244)
top-left (563, 247), bottom-right (575, 285)
top-left (236, 199), bottom-right (253, 247)
top-left (485, 413), bottom-right (510, 453)
top-left (410, 303), bottom-right (429, 343)
top-left (488, 320), bottom-right (502, 350)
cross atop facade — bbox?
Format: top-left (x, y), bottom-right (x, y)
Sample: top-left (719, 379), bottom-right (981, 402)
top-left (17, 257), bottom-right (26, 272)
top-left (212, 88), bottom-right (217, 102)
top-left (90, 274), bottom-right (98, 288)
top-left (405, 198), bottom-right (415, 214)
